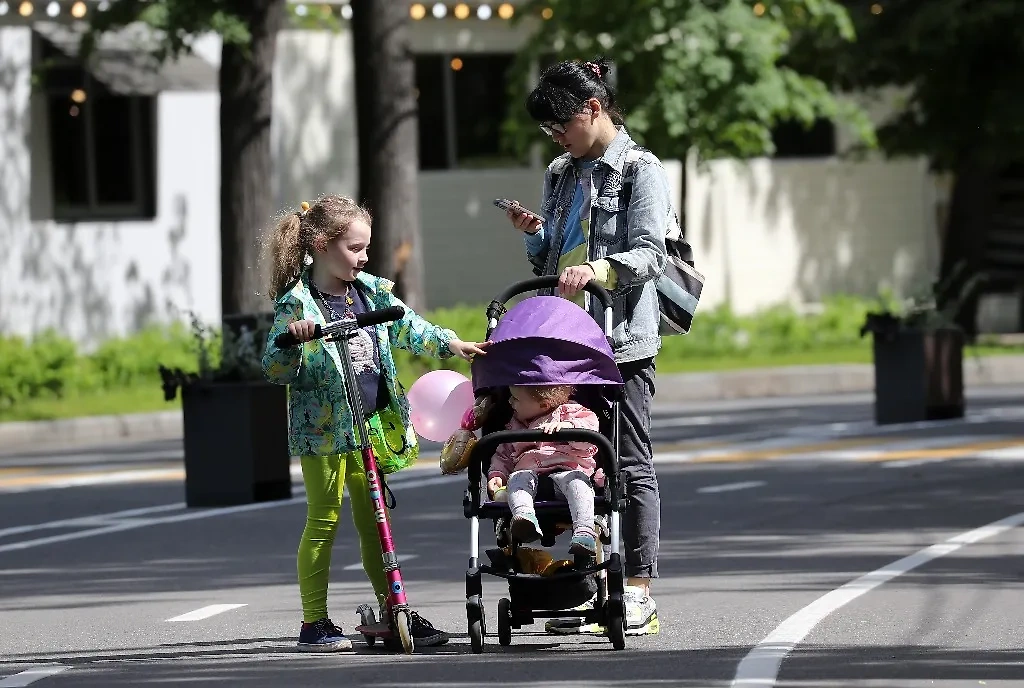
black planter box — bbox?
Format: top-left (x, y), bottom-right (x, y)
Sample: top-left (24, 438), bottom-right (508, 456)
top-left (871, 327), bottom-right (965, 425)
top-left (181, 380), bottom-right (291, 507)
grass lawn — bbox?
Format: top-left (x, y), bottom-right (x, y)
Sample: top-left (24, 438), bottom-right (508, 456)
top-left (0, 385), bottom-right (179, 423)
top-left (3, 344), bottom-right (1023, 423)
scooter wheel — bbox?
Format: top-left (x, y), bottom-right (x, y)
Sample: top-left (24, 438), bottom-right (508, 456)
top-left (395, 610), bottom-right (415, 655)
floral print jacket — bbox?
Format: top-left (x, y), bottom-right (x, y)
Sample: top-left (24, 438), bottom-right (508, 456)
top-left (263, 269), bottom-right (456, 460)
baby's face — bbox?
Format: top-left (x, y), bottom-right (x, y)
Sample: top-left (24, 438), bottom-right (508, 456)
top-left (509, 386), bottom-right (549, 422)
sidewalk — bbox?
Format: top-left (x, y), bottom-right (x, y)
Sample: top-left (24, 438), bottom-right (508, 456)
top-left (3, 355), bottom-right (1024, 455)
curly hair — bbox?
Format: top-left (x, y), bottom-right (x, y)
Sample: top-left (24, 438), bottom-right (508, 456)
top-left (264, 194), bottom-right (372, 301)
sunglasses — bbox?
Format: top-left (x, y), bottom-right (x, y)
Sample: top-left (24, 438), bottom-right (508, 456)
top-left (538, 105), bottom-right (597, 137)
top-left (539, 121), bottom-right (568, 137)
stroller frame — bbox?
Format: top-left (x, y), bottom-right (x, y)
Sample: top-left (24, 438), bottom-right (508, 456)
top-left (463, 277), bottom-right (628, 652)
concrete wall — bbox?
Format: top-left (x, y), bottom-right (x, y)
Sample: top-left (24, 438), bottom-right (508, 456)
top-left (686, 153), bottom-right (942, 313)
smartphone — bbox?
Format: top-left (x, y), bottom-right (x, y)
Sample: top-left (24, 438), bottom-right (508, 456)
top-left (494, 198), bottom-right (543, 222)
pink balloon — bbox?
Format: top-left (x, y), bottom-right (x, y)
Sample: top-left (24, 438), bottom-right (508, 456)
top-left (407, 369), bottom-right (475, 442)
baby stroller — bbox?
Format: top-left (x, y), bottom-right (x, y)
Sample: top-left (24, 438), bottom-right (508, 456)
top-left (464, 276), bottom-right (628, 652)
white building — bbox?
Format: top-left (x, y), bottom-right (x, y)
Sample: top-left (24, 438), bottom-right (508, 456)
top-left (0, 0), bottom-right (944, 346)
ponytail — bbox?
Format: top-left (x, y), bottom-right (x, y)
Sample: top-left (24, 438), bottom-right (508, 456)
top-left (267, 211), bottom-right (304, 301)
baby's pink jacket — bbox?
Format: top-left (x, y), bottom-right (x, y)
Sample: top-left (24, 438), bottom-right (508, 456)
top-left (488, 403), bottom-right (600, 480)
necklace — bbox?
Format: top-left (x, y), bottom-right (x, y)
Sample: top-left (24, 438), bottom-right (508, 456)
top-left (314, 281), bottom-right (355, 321)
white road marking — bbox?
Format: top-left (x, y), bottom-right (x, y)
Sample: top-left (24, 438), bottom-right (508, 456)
top-left (0, 666), bottom-right (69, 687)
top-left (730, 509), bottom-right (1024, 688)
top-left (0, 476), bottom-right (459, 555)
top-left (342, 554), bottom-right (419, 571)
top-left (697, 481), bottom-right (766, 494)
top-left (166, 604), bottom-right (247, 622)
top-left (0, 503), bottom-right (186, 540)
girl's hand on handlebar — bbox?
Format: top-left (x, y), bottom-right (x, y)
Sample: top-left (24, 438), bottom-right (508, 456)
top-left (287, 319), bottom-right (318, 343)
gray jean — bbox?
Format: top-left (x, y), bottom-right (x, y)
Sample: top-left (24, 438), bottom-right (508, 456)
top-left (608, 356), bottom-right (659, 578)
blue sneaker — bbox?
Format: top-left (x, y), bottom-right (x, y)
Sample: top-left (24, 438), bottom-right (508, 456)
top-left (510, 512), bottom-right (543, 543)
top-left (297, 618), bottom-right (354, 652)
top-left (569, 532), bottom-right (597, 557)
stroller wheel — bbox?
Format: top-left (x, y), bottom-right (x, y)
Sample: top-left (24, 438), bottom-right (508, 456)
top-left (395, 609), bottom-right (415, 655)
top-left (606, 596), bottom-right (626, 650)
top-left (467, 596), bottom-right (485, 654)
top-left (497, 597), bottom-right (512, 646)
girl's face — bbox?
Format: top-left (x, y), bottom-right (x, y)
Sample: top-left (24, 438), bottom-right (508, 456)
top-left (508, 386), bottom-right (551, 422)
top-left (540, 98), bottom-right (602, 159)
top-left (320, 219), bottom-right (371, 282)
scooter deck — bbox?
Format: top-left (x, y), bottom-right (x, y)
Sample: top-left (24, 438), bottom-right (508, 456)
top-left (355, 621), bottom-right (394, 638)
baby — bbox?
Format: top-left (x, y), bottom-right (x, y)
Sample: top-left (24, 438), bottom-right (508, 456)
top-left (487, 385), bottom-right (600, 558)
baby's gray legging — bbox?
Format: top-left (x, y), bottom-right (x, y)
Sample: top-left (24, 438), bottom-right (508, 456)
top-left (507, 468), bottom-right (596, 534)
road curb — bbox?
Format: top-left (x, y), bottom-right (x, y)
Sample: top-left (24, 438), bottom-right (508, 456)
top-left (2, 355), bottom-right (1023, 454)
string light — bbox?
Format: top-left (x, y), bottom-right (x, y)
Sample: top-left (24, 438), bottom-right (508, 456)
top-left (70, 0), bottom-right (86, 17)
top-left (340, 4), bottom-right (352, 19)
top-left (476, 4), bottom-right (491, 19)
top-left (870, 3), bottom-right (883, 14)
top-left (97, 0), bottom-right (109, 10)
top-left (541, 7), bottom-right (553, 19)
top-left (18, 1), bottom-right (32, 17)
top-left (0, 2), bottom-right (9, 15)
top-left (294, 3), bottom-right (307, 16)
top-left (450, 57), bottom-right (463, 71)
top-left (753, 2), bottom-right (765, 16)
top-left (71, 89), bottom-right (87, 103)
top-left (410, 3), bottom-right (426, 19)
top-left (431, 2), bottom-right (446, 19)
top-left (46, 0), bottom-right (58, 16)
top-left (454, 3), bottom-right (470, 19)
top-left (497, 3), bottom-right (513, 19)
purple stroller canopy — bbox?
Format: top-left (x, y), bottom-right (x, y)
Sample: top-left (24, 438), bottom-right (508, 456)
top-left (472, 296), bottom-right (623, 390)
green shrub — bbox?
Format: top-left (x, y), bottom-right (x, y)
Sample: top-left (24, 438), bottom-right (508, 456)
top-left (0, 294), bottom-right (967, 415)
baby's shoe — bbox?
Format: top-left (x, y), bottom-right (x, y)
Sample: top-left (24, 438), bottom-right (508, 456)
top-left (510, 512), bottom-right (543, 543)
top-left (569, 528), bottom-right (597, 566)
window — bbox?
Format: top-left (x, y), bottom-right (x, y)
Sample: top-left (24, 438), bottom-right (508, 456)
top-left (38, 36), bottom-right (156, 220)
top-left (771, 118), bottom-right (837, 158)
top-left (415, 53), bottom-right (519, 170)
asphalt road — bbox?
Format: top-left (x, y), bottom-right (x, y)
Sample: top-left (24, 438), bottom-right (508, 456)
top-left (1, 389), bottom-right (1022, 687)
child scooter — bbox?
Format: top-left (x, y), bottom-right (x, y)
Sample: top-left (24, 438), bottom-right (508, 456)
top-left (276, 304), bottom-right (416, 654)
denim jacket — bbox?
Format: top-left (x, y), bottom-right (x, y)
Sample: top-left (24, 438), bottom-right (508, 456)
top-left (526, 127), bottom-right (671, 363)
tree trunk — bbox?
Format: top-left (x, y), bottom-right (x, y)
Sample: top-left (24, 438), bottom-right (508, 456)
top-left (219, 0), bottom-right (284, 318)
top-left (937, 159), bottom-right (996, 338)
top-left (350, 0), bottom-right (426, 311)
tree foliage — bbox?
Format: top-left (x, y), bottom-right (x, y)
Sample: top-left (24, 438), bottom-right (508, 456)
top-left (504, 0), bottom-right (875, 161)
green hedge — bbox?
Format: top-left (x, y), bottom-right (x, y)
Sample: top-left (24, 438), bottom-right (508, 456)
top-left (0, 296), bottom-right (887, 413)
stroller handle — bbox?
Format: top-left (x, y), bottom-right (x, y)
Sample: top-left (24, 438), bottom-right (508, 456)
top-left (466, 428), bottom-right (621, 512)
top-left (491, 277), bottom-right (613, 310)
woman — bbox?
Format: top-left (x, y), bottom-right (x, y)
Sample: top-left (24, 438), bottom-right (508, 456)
top-left (505, 57), bottom-right (672, 637)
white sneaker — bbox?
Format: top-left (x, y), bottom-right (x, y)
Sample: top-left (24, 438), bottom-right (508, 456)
top-left (623, 586), bottom-right (659, 636)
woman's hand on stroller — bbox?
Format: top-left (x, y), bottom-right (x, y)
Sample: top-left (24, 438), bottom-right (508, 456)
top-left (539, 420), bottom-right (573, 434)
top-left (448, 339), bottom-right (491, 361)
top-left (558, 264), bottom-right (596, 299)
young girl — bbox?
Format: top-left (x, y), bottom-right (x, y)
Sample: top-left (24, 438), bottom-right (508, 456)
top-left (486, 385), bottom-right (601, 559)
top-left (506, 57), bottom-right (671, 637)
top-left (262, 194), bottom-right (488, 652)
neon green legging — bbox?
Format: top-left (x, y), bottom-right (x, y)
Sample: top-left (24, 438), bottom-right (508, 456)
top-left (298, 449), bottom-right (389, 623)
